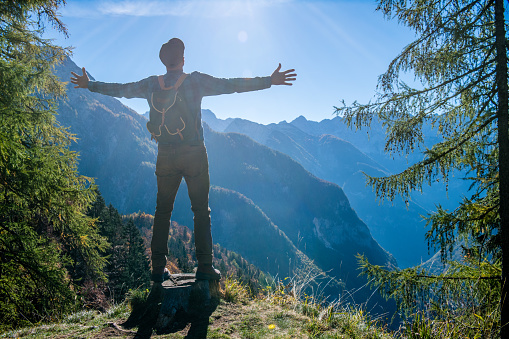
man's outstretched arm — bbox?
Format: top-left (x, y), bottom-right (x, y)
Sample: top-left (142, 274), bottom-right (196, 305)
top-left (271, 63), bottom-right (297, 86)
top-left (198, 64), bottom-right (297, 97)
top-left (71, 67), bottom-right (152, 99)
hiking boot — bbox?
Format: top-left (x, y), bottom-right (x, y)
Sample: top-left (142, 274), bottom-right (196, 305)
top-left (151, 267), bottom-right (171, 283)
top-left (196, 264), bottom-right (221, 280)
top-left (163, 268), bottom-right (171, 281)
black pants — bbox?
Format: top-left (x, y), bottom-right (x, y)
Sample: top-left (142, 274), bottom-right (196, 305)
top-left (151, 142), bottom-right (212, 276)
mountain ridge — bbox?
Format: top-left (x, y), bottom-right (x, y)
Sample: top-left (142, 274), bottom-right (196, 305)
top-left (202, 110), bottom-right (431, 268)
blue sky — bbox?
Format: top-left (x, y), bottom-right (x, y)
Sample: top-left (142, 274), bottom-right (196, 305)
top-left (49, 0), bottom-right (416, 124)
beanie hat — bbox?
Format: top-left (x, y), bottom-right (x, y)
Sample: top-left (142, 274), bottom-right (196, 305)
top-left (159, 38), bottom-right (185, 68)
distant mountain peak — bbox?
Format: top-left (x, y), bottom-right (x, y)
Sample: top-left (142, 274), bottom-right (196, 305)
top-left (291, 115), bottom-right (308, 123)
top-left (201, 109), bottom-right (216, 119)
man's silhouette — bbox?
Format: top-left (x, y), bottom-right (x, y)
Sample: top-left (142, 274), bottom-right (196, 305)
top-left (71, 38), bottom-right (297, 282)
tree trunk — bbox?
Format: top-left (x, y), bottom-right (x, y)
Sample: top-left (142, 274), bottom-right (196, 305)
top-left (495, 0), bottom-right (509, 337)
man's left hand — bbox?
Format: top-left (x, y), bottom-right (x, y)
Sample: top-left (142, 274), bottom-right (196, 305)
top-left (271, 63), bottom-right (297, 86)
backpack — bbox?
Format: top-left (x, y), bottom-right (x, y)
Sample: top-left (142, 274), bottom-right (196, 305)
top-left (146, 73), bottom-right (199, 144)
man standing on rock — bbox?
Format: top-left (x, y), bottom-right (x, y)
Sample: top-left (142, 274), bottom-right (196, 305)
top-left (71, 38), bottom-right (297, 283)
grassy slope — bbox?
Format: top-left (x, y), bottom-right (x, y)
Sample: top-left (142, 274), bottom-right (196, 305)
top-left (1, 287), bottom-right (394, 339)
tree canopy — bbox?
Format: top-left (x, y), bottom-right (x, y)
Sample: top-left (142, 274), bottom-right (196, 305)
top-left (87, 194), bottom-right (151, 302)
top-left (0, 0), bottom-right (108, 329)
top-left (336, 0), bottom-right (508, 336)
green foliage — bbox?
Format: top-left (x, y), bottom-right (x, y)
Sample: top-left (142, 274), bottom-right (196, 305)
top-left (87, 193), bottom-right (151, 302)
top-left (223, 275), bottom-right (251, 304)
top-left (261, 274), bottom-right (392, 338)
top-left (337, 0), bottom-right (503, 259)
top-left (126, 287), bottom-right (150, 311)
top-left (400, 309), bottom-right (499, 339)
top-left (336, 0), bottom-right (508, 336)
top-left (0, 0), bottom-right (108, 330)
top-left (0, 303), bottom-right (131, 339)
top-left (359, 254), bottom-right (501, 336)
top-left (63, 310), bottom-right (96, 325)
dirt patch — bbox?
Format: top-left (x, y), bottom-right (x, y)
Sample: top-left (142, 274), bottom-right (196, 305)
top-left (91, 323), bottom-right (136, 338)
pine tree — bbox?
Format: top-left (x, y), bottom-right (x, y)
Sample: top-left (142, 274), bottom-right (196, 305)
top-left (122, 219), bottom-right (151, 290)
top-left (0, 0), bottom-right (108, 329)
top-left (87, 194), bottom-right (150, 301)
top-left (336, 0), bottom-right (508, 336)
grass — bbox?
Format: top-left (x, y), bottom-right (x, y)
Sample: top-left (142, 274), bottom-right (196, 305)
top-left (222, 274), bottom-right (251, 304)
top-left (0, 277), bottom-right (394, 339)
top-left (1, 273), bottom-right (500, 338)
top-left (260, 276), bottom-right (393, 339)
top-left (0, 303), bottom-right (131, 339)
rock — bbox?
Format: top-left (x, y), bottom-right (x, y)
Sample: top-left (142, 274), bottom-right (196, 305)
top-left (122, 273), bottom-right (220, 338)
top-left (156, 273), bottom-right (220, 330)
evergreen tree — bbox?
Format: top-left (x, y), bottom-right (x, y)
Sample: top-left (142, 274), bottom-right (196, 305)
top-left (336, 0), bottom-right (508, 336)
top-left (122, 219), bottom-right (151, 289)
top-left (87, 194), bottom-right (150, 301)
top-left (0, 0), bottom-right (108, 329)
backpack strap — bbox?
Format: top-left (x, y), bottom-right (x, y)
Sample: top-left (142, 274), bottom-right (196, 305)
top-left (157, 73), bottom-right (188, 90)
top-left (151, 73), bottom-right (189, 114)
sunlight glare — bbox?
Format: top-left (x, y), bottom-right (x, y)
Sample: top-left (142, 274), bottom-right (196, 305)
top-left (238, 30), bottom-right (248, 43)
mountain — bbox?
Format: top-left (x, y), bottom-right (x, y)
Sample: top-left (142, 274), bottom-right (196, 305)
top-left (289, 115), bottom-right (423, 174)
top-left (172, 185), bottom-right (328, 284)
top-left (168, 122), bottom-right (397, 298)
top-left (206, 126), bottom-right (396, 288)
top-left (55, 59), bottom-right (157, 214)
top-left (211, 187), bottom-right (325, 281)
top-left (289, 115), bottom-right (471, 213)
top-left (202, 111), bottom-right (431, 268)
top-left (54, 57), bottom-right (395, 302)
top-left (420, 240), bottom-right (469, 275)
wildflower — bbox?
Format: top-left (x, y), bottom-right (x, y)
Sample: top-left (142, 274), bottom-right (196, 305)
top-left (268, 324), bottom-right (276, 330)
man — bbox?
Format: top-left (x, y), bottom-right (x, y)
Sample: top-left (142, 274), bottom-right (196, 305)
top-left (71, 38), bottom-right (297, 283)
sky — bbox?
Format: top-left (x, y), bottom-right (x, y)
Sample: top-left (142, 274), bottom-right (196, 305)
top-left (47, 0), bottom-right (416, 125)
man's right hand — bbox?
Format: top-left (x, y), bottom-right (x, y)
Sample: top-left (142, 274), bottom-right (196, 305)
top-left (70, 67), bottom-right (89, 89)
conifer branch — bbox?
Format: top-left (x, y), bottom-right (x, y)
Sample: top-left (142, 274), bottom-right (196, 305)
top-left (414, 274), bottom-right (501, 280)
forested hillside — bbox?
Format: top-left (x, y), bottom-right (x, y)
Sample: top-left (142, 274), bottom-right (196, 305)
top-left (125, 211), bottom-right (273, 296)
